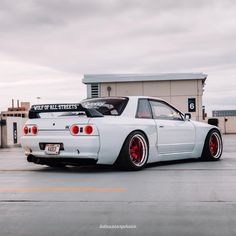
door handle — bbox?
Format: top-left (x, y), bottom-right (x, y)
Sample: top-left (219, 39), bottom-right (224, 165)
top-left (159, 125), bottom-right (164, 128)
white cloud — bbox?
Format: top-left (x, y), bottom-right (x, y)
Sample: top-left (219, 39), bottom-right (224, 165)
top-left (0, 60), bottom-right (85, 111)
top-left (0, 0), bottom-right (235, 114)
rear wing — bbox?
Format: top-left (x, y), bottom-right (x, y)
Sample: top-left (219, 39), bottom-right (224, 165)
top-left (28, 103), bottom-right (104, 119)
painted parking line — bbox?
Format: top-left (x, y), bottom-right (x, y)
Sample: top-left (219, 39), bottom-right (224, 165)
top-left (0, 187), bottom-right (128, 191)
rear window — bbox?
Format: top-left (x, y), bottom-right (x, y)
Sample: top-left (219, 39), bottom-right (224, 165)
top-left (81, 98), bottom-right (128, 116)
top-left (136, 99), bottom-right (152, 119)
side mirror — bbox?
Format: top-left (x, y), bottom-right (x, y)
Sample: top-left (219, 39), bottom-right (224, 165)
top-left (184, 113), bottom-right (191, 120)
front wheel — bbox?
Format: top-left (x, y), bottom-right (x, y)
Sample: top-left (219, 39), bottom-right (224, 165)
top-left (115, 131), bottom-right (149, 171)
top-left (201, 129), bottom-right (223, 161)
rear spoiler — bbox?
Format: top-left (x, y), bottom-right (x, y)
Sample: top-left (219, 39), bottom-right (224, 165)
top-left (28, 103), bottom-right (104, 119)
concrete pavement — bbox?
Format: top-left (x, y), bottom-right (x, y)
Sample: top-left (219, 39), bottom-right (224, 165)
top-left (0, 135), bottom-right (236, 236)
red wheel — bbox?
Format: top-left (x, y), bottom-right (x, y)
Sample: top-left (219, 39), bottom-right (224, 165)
top-left (209, 133), bottom-right (220, 157)
top-left (115, 131), bottom-right (149, 170)
top-left (201, 130), bottom-right (223, 161)
top-left (129, 134), bottom-right (148, 167)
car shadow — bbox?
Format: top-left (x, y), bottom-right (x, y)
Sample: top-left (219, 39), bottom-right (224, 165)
top-left (146, 158), bottom-right (199, 168)
top-left (36, 164), bottom-right (117, 173)
top-left (34, 158), bottom-right (200, 173)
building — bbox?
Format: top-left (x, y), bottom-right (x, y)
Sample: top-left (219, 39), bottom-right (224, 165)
top-left (0, 100), bottom-right (30, 148)
top-left (212, 110), bottom-right (236, 117)
top-left (210, 110), bottom-right (236, 134)
top-left (83, 73), bottom-right (207, 121)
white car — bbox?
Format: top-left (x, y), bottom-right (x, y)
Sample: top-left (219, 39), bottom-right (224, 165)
top-left (21, 96), bottom-right (223, 170)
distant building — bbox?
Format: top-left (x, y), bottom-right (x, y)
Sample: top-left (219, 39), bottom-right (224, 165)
top-left (208, 110), bottom-right (236, 134)
top-left (212, 110), bottom-right (236, 117)
top-left (0, 100), bottom-right (30, 148)
top-left (83, 73), bottom-right (207, 121)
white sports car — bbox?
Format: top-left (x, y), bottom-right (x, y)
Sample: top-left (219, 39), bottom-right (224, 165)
top-left (21, 96), bottom-right (223, 170)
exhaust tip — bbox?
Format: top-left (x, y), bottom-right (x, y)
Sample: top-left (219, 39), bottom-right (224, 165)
top-left (27, 154), bottom-right (34, 162)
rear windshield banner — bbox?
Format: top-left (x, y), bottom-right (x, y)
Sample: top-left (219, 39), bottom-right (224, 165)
top-left (31, 104), bottom-right (80, 112)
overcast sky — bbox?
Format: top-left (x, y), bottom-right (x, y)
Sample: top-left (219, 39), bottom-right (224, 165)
top-left (0, 0), bottom-right (236, 115)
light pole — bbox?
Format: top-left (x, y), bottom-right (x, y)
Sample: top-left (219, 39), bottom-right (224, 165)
top-left (36, 97), bottom-right (41, 104)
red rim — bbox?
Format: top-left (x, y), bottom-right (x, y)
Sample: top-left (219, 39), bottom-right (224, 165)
top-left (209, 133), bottom-right (219, 156)
top-left (129, 137), bottom-right (143, 164)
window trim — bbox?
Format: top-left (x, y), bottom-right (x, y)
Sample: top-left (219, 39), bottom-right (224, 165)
top-left (148, 99), bottom-right (184, 121)
top-left (135, 98), bottom-right (153, 119)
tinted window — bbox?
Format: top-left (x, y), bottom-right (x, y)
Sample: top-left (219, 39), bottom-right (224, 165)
top-left (150, 101), bottom-right (183, 121)
top-left (82, 98), bottom-right (128, 116)
top-left (136, 99), bottom-right (152, 119)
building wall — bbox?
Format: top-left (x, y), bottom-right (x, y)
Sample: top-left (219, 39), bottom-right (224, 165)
top-left (100, 80), bottom-right (203, 120)
top-left (1, 117), bottom-right (27, 148)
top-left (0, 123), bottom-right (1, 147)
top-left (224, 117), bottom-right (236, 134)
top-left (207, 117), bottom-right (236, 134)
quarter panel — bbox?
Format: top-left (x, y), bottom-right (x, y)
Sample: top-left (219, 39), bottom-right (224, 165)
top-left (92, 117), bottom-right (157, 164)
top-left (191, 121), bottom-right (219, 158)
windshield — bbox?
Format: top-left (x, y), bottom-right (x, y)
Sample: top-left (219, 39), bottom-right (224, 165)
top-left (81, 97), bottom-right (128, 116)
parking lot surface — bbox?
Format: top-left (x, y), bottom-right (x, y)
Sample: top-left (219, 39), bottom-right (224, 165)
top-left (0, 135), bottom-right (236, 236)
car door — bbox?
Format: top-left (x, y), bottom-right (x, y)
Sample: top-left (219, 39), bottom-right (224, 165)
top-left (149, 100), bottom-right (195, 157)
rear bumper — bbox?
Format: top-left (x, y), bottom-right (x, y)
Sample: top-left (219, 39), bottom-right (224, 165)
top-left (21, 135), bottom-right (100, 160)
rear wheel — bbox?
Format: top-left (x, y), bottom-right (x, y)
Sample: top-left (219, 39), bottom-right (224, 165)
top-left (115, 131), bottom-right (149, 171)
top-left (201, 129), bottom-right (223, 161)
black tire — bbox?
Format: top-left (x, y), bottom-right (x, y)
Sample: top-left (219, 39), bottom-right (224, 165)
top-left (115, 131), bottom-right (149, 171)
top-left (200, 129), bottom-right (223, 161)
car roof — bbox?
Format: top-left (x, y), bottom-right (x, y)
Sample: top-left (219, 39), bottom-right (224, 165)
top-left (127, 96), bottom-right (165, 101)
top-left (83, 96), bottom-right (165, 101)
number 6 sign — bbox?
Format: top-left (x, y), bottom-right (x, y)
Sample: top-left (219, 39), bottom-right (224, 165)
top-left (188, 98), bottom-right (196, 112)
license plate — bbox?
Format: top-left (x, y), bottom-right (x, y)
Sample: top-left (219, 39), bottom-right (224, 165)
top-left (45, 144), bottom-right (60, 155)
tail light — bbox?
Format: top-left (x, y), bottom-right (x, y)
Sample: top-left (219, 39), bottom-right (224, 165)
top-left (70, 124), bottom-right (94, 135)
top-left (23, 126), bottom-right (28, 135)
top-left (70, 125), bottom-right (80, 135)
top-left (31, 126), bottom-right (38, 135)
top-left (23, 125), bottom-right (38, 136)
top-left (84, 125), bottom-right (93, 134)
